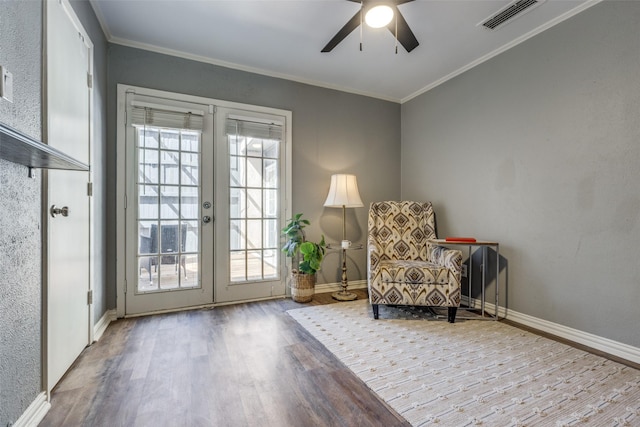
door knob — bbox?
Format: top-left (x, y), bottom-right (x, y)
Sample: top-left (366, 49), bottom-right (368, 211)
top-left (203, 215), bottom-right (212, 224)
top-left (50, 205), bottom-right (70, 218)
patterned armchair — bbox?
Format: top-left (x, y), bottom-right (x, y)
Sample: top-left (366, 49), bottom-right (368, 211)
top-left (367, 201), bottom-right (463, 322)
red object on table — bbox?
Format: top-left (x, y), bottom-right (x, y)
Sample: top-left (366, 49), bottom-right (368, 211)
top-left (445, 237), bottom-right (477, 242)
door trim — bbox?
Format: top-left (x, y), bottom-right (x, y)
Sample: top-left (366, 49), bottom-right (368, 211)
top-left (116, 84), bottom-right (292, 317)
top-left (42, 0), bottom-right (94, 395)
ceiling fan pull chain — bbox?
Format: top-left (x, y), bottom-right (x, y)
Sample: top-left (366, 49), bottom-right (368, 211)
top-left (395, 10), bottom-right (398, 54)
top-left (360, 2), bottom-right (363, 51)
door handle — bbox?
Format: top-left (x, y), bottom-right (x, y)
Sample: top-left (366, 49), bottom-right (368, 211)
top-left (50, 205), bottom-right (70, 218)
top-left (203, 215), bottom-right (212, 224)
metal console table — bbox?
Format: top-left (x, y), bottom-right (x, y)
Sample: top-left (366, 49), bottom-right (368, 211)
top-left (429, 239), bottom-right (500, 320)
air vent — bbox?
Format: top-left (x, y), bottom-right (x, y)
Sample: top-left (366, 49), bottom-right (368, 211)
top-left (479, 0), bottom-right (545, 30)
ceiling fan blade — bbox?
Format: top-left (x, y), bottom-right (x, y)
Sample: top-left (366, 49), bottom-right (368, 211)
top-left (394, 0), bottom-right (415, 5)
top-left (387, 7), bottom-right (419, 52)
top-left (321, 10), bottom-right (362, 52)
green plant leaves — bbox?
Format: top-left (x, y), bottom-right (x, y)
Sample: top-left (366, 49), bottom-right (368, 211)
top-left (299, 241), bottom-right (314, 254)
top-left (281, 213), bottom-right (325, 275)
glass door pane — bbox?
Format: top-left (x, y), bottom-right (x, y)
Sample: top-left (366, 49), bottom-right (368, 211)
top-left (136, 126), bottom-right (200, 293)
top-left (228, 132), bottom-right (280, 283)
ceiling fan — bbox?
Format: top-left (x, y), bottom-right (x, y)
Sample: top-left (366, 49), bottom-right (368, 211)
top-left (321, 0), bottom-right (419, 53)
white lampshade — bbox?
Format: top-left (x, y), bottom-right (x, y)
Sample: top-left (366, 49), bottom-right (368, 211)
top-left (324, 174), bottom-right (364, 208)
top-left (365, 5), bottom-right (394, 28)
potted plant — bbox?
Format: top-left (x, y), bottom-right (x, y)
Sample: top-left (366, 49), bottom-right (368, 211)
top-left (282, 213), bottom-right (326, 302)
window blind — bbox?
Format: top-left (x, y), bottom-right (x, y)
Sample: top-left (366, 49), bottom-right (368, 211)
top-left (131, 105), bottom-right (204, 131)
top-left (226, 118), bottom-right (282, 140)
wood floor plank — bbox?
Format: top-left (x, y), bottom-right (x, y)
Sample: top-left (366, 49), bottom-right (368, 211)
top-left (41, 290), bottom-right (409, 427)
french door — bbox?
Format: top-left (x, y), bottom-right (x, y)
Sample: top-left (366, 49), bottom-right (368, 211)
top-left (119, 87), bottom-right (291, 315)
top-left (214, 109), bottom-right (288, 303)
top-left (123, 92), bottom-right (214, 315)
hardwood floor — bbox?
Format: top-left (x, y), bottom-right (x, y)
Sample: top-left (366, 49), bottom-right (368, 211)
top-left (41, 290), bottom-right (410, 427)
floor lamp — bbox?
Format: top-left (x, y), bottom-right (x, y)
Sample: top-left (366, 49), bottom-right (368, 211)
top-left (324, 174), bottom-right (364, 301)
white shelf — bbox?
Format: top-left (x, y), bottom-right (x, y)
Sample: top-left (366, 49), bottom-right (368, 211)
top-left (0, 122), bottom-right (89, 172)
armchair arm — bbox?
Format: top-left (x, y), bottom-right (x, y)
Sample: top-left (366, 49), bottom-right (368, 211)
top-left (428, 243), bottom-right (463, 306)
top-left (367, 236), bottom-right (383, 276)
top-left (427, 243), bottom-right (462, 276)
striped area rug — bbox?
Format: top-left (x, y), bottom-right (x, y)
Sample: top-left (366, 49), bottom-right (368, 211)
top-left (288, 300), bottom-right (640, 426)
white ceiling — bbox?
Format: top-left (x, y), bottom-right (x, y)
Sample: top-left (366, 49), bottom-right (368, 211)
top-left (90, 0), bottom-right (599, 103)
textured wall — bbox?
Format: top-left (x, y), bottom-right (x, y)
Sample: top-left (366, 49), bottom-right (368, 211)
top-left (0, 1), bottom-right (43, 424)
top-left (402, 2), bottom-right (640, 347)
top-left (106, 45), bottom-right (401, 298)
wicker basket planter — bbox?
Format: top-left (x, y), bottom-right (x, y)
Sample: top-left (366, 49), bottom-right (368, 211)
top-left (290, 271), bottom-right (316, 303)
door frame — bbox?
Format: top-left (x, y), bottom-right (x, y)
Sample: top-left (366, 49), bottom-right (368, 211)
top-left (116, 84), bottom-right (292, 317)
top-left (42, 0), bottom-right (94, 395)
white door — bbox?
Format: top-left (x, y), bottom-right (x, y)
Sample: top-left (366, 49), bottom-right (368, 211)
top-left (214, 109), bottom-right (288, 303)
top-left (123, 92), bottom-right (214, 315)
top-left (45, 0), bottom-right (92, 390)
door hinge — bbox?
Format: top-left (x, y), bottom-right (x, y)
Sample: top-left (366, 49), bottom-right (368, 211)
top-left (87, 73), bottom-right (93, 89)
top-left (87, 182), bottom-right (93, 196)
top-left (87, 290), bottom-right (93, 305)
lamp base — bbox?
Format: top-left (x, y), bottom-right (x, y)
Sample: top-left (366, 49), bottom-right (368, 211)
top-left (332, 291), bottom-right (358, 301)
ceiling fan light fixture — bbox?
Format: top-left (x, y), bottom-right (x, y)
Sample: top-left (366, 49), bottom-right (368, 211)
top-left (365, 5), bottom-right (394, 28)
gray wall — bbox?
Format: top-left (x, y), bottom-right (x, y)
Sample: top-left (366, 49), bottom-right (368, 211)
top-left (0, 2), bottom-right (43, 423)
top-left (0, 1), bottom-right (107, 424)
top-left (401, 1), bottom-right (640, 347)
top-left (106, 45), bottom-right (401, 293)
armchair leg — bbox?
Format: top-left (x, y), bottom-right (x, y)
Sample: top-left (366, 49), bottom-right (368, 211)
top-left (448, 307), bottom-right (457, 323)
top-left (372, 304), bottom-right (379, 319)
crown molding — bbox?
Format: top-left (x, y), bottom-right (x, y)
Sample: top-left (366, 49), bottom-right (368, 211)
top-left (108, 37), bottom-right (401, 104)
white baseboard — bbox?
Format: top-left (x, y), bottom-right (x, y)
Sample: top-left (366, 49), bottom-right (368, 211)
top-left (14, 392), bottom-right (50, 427)
top-left (461, 297), bottom-right (640, 365)
top-left (93, 309), bottom-right (117, 342)
top-left (315, 279), bottom-right (368, 294)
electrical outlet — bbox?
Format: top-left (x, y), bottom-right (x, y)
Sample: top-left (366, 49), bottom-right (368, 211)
top-left (461, 264), bottom-right (468, 278)
top-left (1, 65), bottom-right (14, 103)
